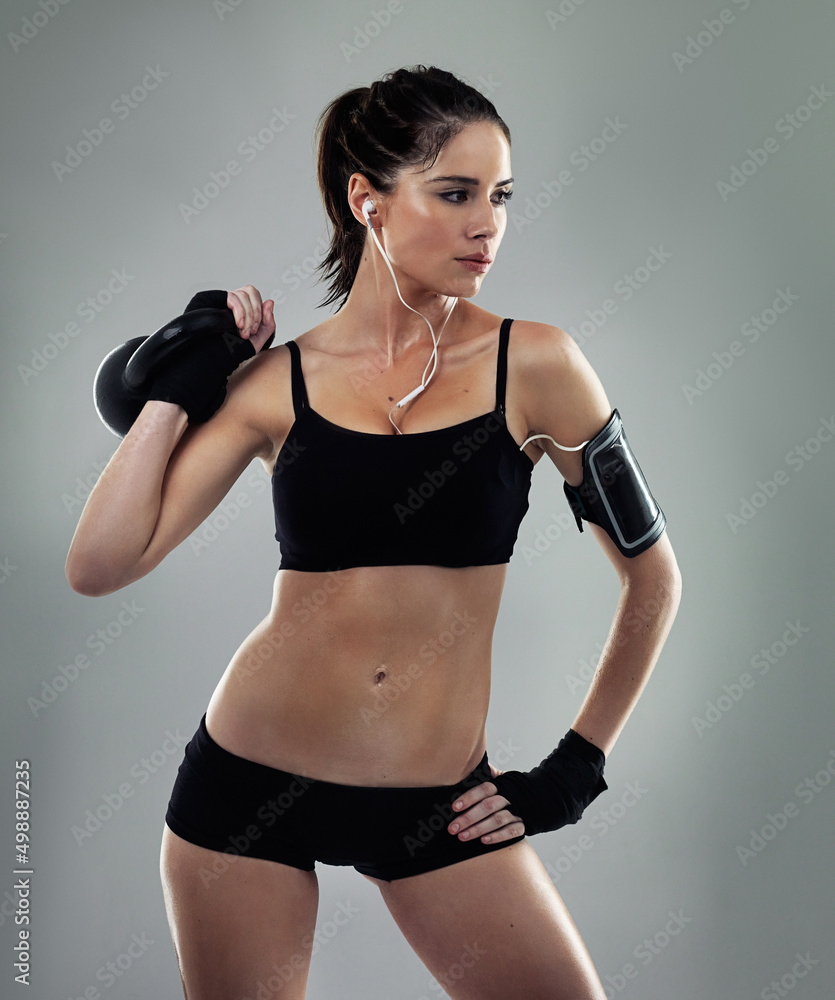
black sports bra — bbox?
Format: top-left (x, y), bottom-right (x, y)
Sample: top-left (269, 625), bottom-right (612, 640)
top-left (271, 317), bottom-right (534, 571)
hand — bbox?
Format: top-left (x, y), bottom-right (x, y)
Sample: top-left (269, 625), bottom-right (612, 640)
top-left (489, 731), bottom-right (608, 837)
top-left (447, 763), bottom-right (526, 846)
top-left (146, 283), bottom-right (276, 424)
top-left (227, 285), bottom-right (276, 354)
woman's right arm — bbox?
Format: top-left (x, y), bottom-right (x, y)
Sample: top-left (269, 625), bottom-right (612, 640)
top-left (66, 288), bottom-right (277, 596)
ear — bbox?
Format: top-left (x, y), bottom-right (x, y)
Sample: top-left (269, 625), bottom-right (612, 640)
top-left (347, 172), bottom-right (381, 229)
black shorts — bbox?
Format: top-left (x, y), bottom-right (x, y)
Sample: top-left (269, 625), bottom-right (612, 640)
top-left (164, 714), bottom-right (526, 882)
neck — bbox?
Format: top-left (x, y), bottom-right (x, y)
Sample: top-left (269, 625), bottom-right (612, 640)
top-left (330, 241), bottom-right (462, 364)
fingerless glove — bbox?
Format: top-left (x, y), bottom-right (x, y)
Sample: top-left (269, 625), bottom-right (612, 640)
top-left (147, 290), bottom-right (255, 424)
top-left (491, 730), bottom-right (608, 836)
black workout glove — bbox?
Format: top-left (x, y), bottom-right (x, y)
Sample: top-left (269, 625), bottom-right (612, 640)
top-left (183, 288), bottom-right (229, 314)
top-left (147, 289), bottom-right (256, 424)
top-left (491, 729), bottom-right (608, 836)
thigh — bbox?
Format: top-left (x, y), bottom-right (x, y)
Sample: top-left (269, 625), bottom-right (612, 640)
top-left (374, 839), bottom-right (607, 1000)
top-left (160, 824), bottom-right (320, 1000)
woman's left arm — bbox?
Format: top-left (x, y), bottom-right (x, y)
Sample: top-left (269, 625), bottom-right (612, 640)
top-left (516, 321), bottom-right (682, 758)
top-left (447, 322), bottom-right (681, 843)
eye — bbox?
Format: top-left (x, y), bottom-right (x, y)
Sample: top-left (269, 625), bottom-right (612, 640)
top-left (440, 190), bottom-right (468, 203)
top-left (440, 189), bottom-right (514, 205)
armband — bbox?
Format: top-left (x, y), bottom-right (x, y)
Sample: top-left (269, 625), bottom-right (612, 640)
top-left (563, 409), bottom-right (666, 558)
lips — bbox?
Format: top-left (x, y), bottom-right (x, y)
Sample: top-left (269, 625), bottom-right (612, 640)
top-left (456, 254), bottom-right (493, 263)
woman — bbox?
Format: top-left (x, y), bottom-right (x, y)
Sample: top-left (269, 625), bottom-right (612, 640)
top-left (67, 66), bottom-right (681, 1000)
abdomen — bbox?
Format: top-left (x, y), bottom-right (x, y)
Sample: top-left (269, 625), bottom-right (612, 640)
top-left (206, 563), bottom-right (507, 785)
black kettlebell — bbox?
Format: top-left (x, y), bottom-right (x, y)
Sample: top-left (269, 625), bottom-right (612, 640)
top-left (93, 290), bottom-right (272, 437)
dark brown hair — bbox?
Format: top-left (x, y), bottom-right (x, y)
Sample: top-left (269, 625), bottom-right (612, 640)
top-left (314, 65), bottom-right (511, 311)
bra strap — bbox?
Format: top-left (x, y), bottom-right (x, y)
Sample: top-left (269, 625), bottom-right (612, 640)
top-left (284, 340), bottom-right (308, 416)
top-left (496, 318), bottom-right (513, 416)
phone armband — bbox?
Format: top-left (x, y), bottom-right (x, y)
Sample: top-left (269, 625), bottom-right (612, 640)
top-left (563, 409), bottom-right (666, 557)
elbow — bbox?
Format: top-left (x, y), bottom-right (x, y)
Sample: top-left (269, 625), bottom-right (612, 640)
top-left (65, 560), bottom-right (112, 598)
top-left (65, 550), bottom-right (132, 597)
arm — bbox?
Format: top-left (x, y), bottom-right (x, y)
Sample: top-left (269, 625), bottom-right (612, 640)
top-left (448, 322), bottom-right (681, 842)
top-left (66, 291), bottom-right (279, 596)
top-left (569, 527), bottom-right (681, 756)
top-left (520, 324), bottom-right (682, 756)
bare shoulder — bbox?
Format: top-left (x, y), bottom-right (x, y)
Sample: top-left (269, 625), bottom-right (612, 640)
top-left (507, 319), bottom-right (613, 480)
top-left (222, 338), bottom-right (296, 470)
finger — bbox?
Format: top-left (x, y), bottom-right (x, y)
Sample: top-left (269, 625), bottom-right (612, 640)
top-left (240, 285), bottom-right (263, 337)
top-left (450, 780), bottom-right (498, 815)
top-left (251, 304), bottom-right (275, 352)
top-left (448, 789), bottom-right (510, 834)
top-left (454, 810), bottom-right (525, 844)
top-left (227, 290), bottom-right (250, 334)
top-left (229, 286), bottom-right (263, 336)
top-left (256, 298), bottom-right (275, 333)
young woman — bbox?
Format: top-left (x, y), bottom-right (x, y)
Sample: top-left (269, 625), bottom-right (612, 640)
top-left (67, 65), bottom-right (681, 1000)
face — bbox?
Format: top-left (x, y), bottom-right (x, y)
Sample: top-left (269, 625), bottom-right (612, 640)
top-left (361, 121), bottom-right (513, 298)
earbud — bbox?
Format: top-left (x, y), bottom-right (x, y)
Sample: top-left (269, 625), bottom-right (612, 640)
top-left (361, 198), bottom-right (375, 228)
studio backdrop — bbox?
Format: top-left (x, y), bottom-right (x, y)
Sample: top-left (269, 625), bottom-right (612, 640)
top-left (1, 0), bottom-right (832, 997)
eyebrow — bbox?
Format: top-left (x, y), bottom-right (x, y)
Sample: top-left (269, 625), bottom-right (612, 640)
top-left (426, 175), bottom-right (514, 187)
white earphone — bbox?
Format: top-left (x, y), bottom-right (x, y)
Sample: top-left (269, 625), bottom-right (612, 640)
top-left (360, 198), bottom-right (584, 450)
top-left (360, 196), bottom-right (457, 433)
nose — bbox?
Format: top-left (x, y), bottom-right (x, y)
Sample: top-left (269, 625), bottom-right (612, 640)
top-left (467, 195), bottom-right (501, 241)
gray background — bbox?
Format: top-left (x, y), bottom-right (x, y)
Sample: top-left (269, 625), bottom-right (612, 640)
top-left (2, 0), bottom-right (833, 996)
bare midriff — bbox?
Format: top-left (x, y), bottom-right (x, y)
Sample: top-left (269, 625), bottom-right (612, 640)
top-left (205, 562), bottom-right (508, 787)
